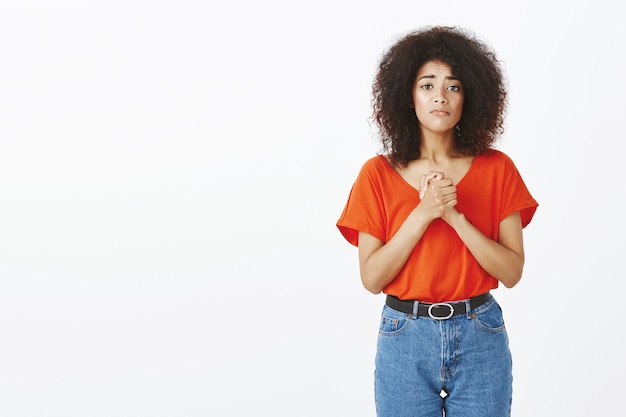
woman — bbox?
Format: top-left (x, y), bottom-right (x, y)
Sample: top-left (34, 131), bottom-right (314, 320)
top-left (336, 26), bottom-right (538, 417)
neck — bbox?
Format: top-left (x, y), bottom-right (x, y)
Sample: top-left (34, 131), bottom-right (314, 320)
top-left (419, 133), bottom-right (458, 162)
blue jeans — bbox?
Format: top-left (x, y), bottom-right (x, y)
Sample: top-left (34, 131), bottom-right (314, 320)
top-left (375, 295), bottom-right (512, 417)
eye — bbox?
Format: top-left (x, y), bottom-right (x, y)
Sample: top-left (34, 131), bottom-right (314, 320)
top-left (420, 84), bottom-right (433, 90)
top-left (447, 85), bottom-right (461, 92)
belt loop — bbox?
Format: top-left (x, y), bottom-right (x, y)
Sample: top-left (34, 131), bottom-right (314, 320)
top-left (465, 298), bottom-right (472, 319)
top-left (412, 301), bottom-right (419, 319)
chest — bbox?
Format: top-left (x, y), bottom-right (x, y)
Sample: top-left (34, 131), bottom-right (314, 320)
top-left (395, 157), bottom-right (474, 189)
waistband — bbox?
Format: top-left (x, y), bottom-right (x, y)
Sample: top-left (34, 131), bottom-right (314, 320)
top-left (385, 292), bottom-right (492, 320)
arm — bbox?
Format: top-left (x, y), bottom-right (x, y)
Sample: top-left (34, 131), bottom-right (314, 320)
top-left (357, 212), bottom-right (429, 294)
top-left (358, 174), bottom-right (457, 294)
top-left (444, 209), bottom-right (525, 288)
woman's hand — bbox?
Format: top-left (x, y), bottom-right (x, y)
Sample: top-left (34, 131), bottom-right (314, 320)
top-left (418, 171), bottom-right (444, 198)
top-left (418, 171), bottom-right (458, 220)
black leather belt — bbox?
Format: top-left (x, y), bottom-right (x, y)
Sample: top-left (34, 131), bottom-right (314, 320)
top-left (385, 292), bottom-right (491, 319)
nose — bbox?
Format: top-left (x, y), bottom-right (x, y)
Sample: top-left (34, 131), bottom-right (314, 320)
top-left (434, 86), bottom-right (447, 104)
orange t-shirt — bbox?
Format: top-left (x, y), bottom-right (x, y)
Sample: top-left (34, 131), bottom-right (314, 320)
top-left (336, 149), bottom-right (538, 302)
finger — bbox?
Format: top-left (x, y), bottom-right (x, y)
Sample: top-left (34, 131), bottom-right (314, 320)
top-left (425, 171), bottom-right (444, 183)
top-left (441, 185), bottom-right (457, 197)
top-left (419, 174), bottom-right (429, 195)
top-left (445, 196), bottom-right (458, 207)
top-left (420, 171), bottom-right (445, 198)
top-left (432, 177), bottom-right (454, 189)
top-left (419, 173), bottom-right (434, 197)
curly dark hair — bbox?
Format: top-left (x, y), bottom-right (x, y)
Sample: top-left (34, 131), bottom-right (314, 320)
top-left (371, 26), bottom-right (508, 167)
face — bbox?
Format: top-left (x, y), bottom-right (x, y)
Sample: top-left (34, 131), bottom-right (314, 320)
top-left (412, 60), bottom-right (464, 136)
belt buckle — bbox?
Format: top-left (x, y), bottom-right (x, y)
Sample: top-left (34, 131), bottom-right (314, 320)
top-left (427, 303), bottom-right (454, 320)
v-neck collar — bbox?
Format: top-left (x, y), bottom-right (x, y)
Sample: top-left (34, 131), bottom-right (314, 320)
top-left (378, 154), bottom-right (478, 196)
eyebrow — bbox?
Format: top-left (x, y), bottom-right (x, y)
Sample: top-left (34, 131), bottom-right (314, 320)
top-left (417, 74), bottom-right (460, 82)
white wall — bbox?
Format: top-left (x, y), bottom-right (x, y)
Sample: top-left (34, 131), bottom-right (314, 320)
top-left (0, 1), bottom-right (623, 416)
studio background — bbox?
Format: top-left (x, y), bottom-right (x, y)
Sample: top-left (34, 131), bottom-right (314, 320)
top-left (0, 1), bottom-right (623, 416)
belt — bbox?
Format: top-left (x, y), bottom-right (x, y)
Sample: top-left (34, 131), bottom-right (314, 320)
top-left (385, 292), bottom-right (491, 319)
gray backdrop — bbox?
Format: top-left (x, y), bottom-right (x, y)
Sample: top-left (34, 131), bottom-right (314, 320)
top-left (0, 0), bottom-right (622, 416)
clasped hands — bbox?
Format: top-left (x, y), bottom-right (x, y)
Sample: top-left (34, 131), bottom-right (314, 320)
top-left (418, 171), bottom-right (459, 222)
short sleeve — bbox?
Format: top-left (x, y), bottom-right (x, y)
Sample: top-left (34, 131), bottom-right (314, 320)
top-left (336, 158), bottom-right (387, 246)
top-left (499, 154), bottom-right (538, 228)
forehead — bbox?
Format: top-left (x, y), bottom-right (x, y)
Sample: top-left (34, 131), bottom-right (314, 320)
top-left (416, 60), bottom-right (454, 77)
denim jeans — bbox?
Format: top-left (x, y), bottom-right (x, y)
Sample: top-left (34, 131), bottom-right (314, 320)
top-left (375, 295), bottom-right (512, 417)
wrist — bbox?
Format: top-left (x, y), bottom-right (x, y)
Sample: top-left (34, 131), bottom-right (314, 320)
top-left (443, 209), bottom-right (465, 228)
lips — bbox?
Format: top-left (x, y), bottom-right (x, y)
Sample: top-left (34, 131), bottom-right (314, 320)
top-left (430, 109), bottom-right (449, 115)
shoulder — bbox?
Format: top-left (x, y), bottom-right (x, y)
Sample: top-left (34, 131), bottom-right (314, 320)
top-left (362, 154), bottom-right (388, 168)
top-left (358, 154), bottom-right (390, 175)
top-left (479, 148), bottom-right (511, 161)
top-left (350, 154), bottom-right (398, 192)
top-left (476, 148), bottom-right (517, 169)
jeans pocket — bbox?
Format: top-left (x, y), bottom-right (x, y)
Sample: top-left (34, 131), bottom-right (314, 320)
top-left (378, 305), bottom-right (410, 335)
top-left (472, 300), bottom-right (506, 333)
